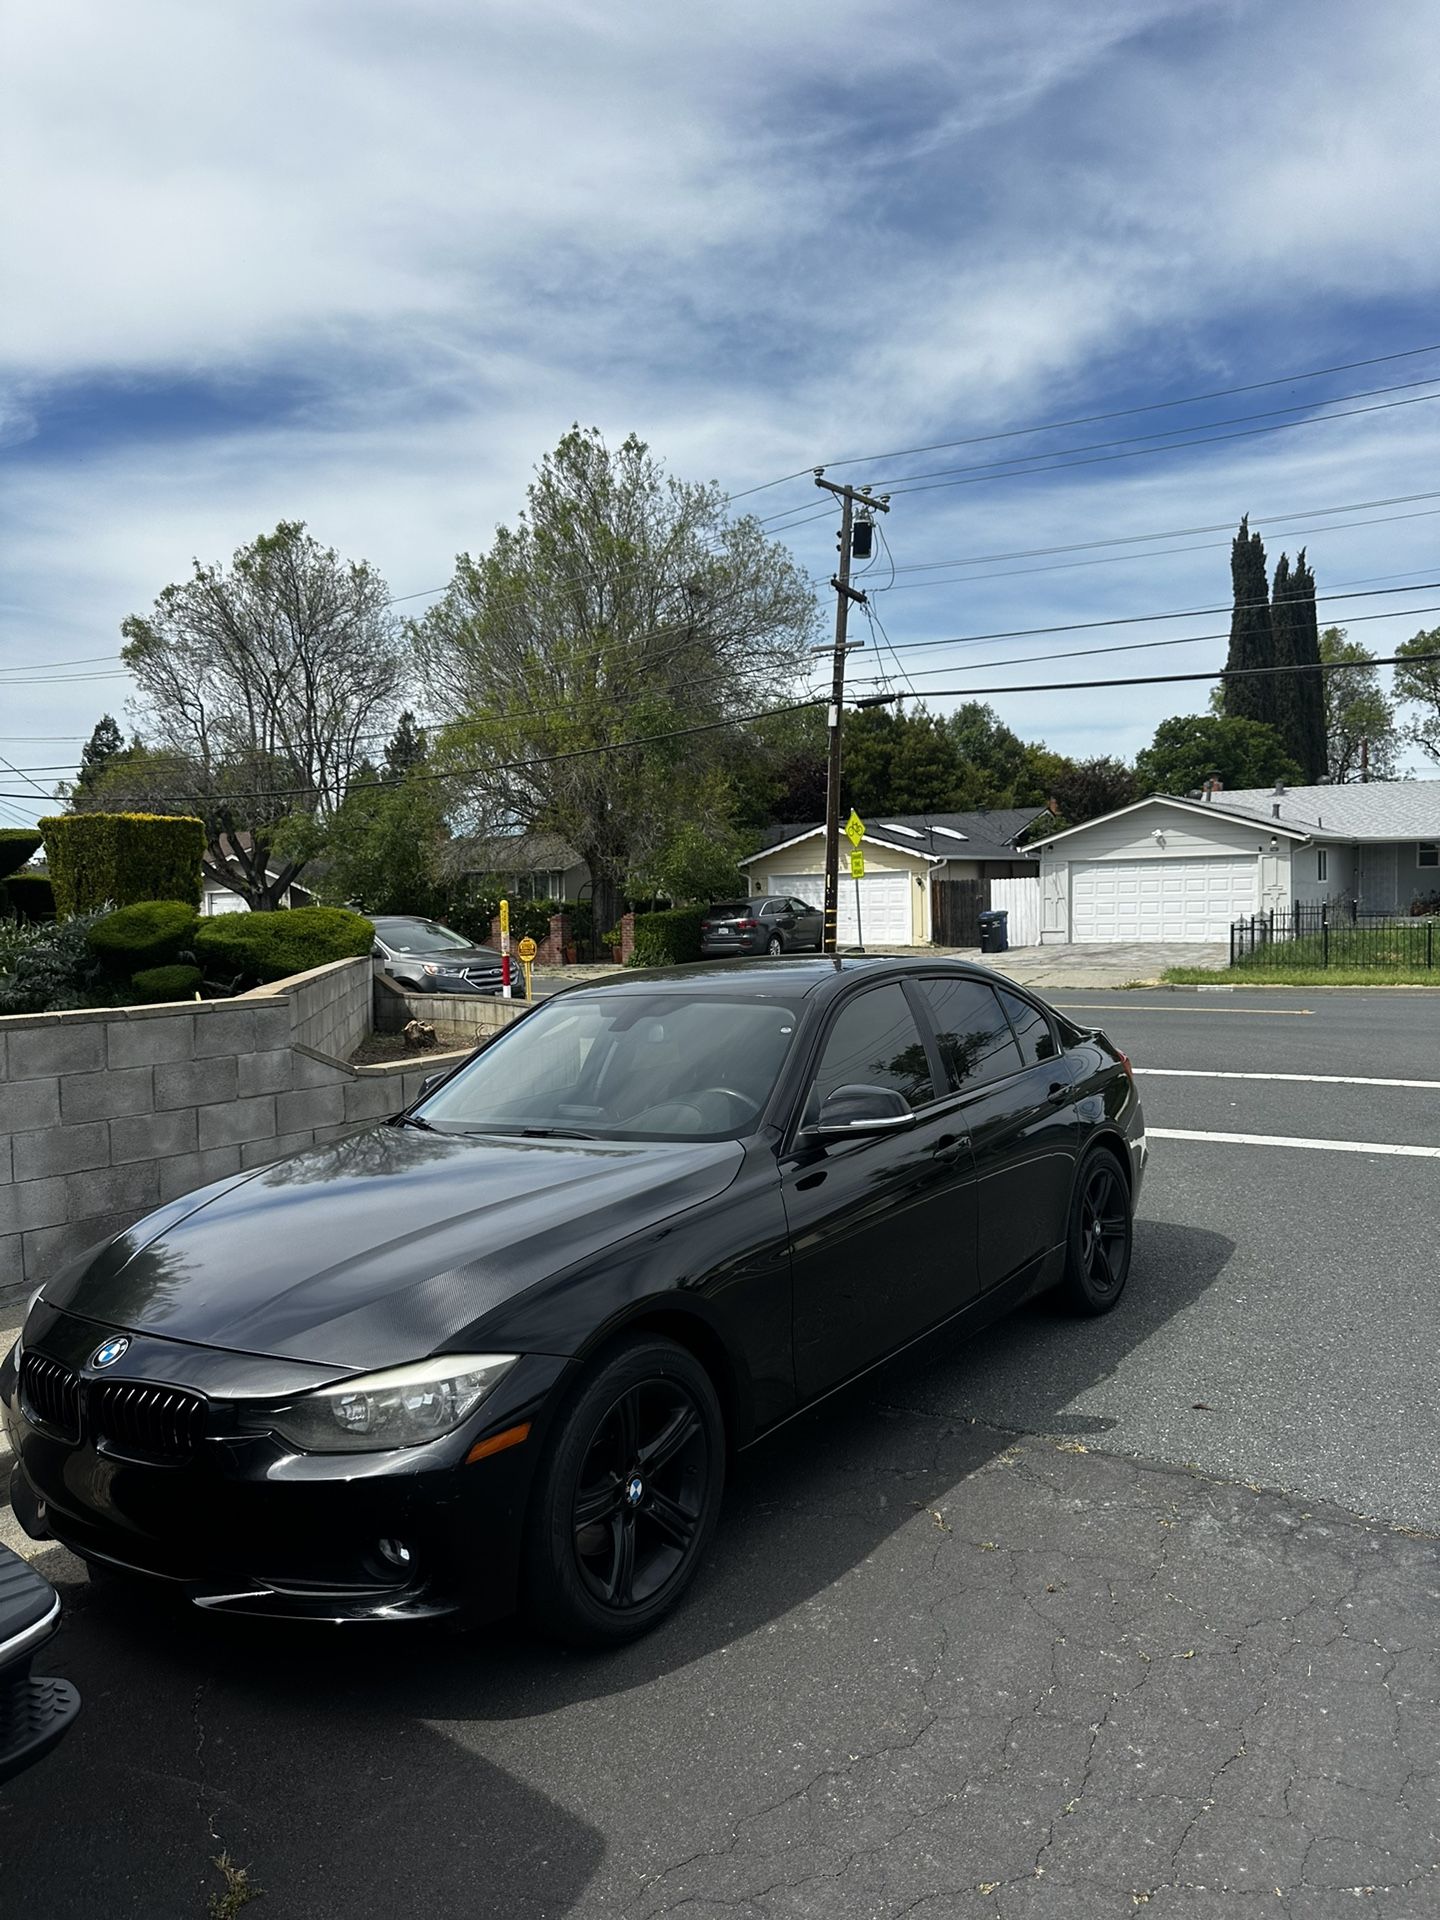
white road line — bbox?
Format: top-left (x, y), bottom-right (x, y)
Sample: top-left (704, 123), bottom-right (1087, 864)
top-left (1137, 1068), bottom-right (1440, 1090)
top-left (1052, 1003), bottom-right (1314, 1016)
top-left (1149, 1127), bottom-right (1440, 1159)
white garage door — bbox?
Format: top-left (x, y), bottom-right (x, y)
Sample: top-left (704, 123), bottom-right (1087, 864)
top-left (771, 871), bottom-right (913, 945)
top-left (1070, 856), bottom-right (1257, 942)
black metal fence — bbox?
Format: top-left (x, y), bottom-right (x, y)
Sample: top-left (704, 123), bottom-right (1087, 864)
top-left (1230, 904), bottom-right (1437, 970)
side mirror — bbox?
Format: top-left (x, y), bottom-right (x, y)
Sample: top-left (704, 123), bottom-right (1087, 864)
top-left (418, 1071), bottom-right (445, 1099)
top-left (807, 1084), bottom-right (917, 1138)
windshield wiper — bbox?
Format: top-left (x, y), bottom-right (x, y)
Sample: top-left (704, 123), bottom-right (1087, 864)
top-left (396, 1112), bottom-right (440, 1132)
top-left (516, 1125), bottom-right (600, 1141)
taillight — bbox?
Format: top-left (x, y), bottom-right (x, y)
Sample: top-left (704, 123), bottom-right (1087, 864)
top-left (1117, 1049), bottom-right (1133, 1082)
top-left (734, 918), bottom-right (759, 930)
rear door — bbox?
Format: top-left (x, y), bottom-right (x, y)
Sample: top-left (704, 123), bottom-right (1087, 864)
top-left (911, 975), bottom-right (1080, 1288)
top-left (782, 981), bottom-right (979, 1397)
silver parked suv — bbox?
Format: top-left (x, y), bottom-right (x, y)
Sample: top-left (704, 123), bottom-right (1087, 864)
top-left (371, 916), bottom-right (506, 994)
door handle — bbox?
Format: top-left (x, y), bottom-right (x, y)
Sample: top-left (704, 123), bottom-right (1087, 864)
top-left (1046, 1082), bottom-right (1071, 1105)
top-left (933, 1134), bottom-right (967, 1164)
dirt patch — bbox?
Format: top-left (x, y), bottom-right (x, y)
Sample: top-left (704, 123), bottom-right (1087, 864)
top-left (350, 1030), bottom-right (467, 1065)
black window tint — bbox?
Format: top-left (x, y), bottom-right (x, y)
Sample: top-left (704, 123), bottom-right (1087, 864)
top-left (760, 901), bottom-right (786, 917)
top-left (999, 988), bottom-right (1058, 1066)
top-left (809, 984), bottom-right (933, 1115)
top-left (916, 977), bottom-right (1022, 1092)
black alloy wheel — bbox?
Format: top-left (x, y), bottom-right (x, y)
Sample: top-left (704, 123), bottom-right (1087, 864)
top-left (766, 933), bottom-right (784, 956)
top-left (1062, 1147), bottom-right (1132, 1315)
top-left (523, 1337), bottom-right (724, 1645)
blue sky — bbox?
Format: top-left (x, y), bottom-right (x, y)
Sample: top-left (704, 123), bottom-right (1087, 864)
top-left (3, 0), bottom-right (1440, 825)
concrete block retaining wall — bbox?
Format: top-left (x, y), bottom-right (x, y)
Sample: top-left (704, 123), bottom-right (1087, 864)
top-left (0, 958), bottom-right (467, 1311)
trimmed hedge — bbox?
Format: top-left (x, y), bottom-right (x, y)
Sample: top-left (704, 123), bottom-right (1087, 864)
top-left (41, 812), bottom-right (205, 916)
top-left (193, 906), bottom-right (375, 985)
top-left (88, 900), bottom-right (199, 975)
top-left (130, 964), bottom-right (203, 1004)
top-left (0, 829), bottom-right (43, 882)
top-left (629, 905), bottom-right (707, 968)
top-left (4, 873), bottom-right (56, 921)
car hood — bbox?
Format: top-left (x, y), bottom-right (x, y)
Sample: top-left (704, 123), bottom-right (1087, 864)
top-left (391, 945), bottom-right (499, 968)
top-left (43, 1126), bottom-right (743, 1370)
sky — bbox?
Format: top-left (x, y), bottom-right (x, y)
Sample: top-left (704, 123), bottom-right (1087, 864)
top-left (4, 0), bottom-right (1440, 828)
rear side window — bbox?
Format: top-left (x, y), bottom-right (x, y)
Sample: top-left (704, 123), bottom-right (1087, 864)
top-left (998, 988), bottom-right (1058, 1066)
top-left (915, 977), bottom-right (1022, 1092)
top-left (760, 901), bottom-right (787, 918)
top-left (807, 983), bottom-right (934, 1116)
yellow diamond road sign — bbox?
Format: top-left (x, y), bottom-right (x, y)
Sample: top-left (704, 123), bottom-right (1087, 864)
top-left (844, 809), bottom-right (865, 847)
top-left (849, 850), bottom-right (865, 878)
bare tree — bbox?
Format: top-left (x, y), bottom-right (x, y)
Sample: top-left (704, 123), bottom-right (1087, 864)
top-left (117, 522), bottom-right (406, 906)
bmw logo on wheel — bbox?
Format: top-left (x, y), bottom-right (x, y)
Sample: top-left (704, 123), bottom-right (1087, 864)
top-left (90, 1336), bottom-right (130, 1370)
top-left (625, 1474), bottom-right (644, 1507)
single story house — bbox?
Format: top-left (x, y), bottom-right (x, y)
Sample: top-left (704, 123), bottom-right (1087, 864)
top-left (1030, 778), bottom-right (1440, 943)
top-left (741, 809), bottom-right (1045, 946)
top-left (444, 830), bottom-right (589, 903)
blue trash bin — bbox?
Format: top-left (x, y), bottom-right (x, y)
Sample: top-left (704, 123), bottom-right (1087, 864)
top-left (978, 909), bottom-right (1009, 954)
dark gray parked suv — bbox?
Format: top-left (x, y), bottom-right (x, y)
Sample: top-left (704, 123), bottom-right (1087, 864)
top-left (699, 896), bottom-right (824, 958)
top-left (371, 916), bottom-right (506, 994)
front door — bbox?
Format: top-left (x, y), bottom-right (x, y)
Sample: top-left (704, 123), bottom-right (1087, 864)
top-left (783, 981), bottom-right (979, 1399)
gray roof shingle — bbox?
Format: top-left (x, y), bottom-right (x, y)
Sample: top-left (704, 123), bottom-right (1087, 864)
top-left (1209, 781), bottom-right (1440, 840)
top-left (744, 808), bottom-right (1045, 866)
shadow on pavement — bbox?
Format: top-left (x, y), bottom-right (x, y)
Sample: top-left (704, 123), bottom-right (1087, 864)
top-left (0, 1219), bottom-right (1231, 1918)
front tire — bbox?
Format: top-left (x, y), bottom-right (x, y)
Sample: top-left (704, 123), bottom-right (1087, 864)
top-left (522, 1336), bottom-right (725, 1647)
top-left (1061, 1147), bottom-right (1132, 1316)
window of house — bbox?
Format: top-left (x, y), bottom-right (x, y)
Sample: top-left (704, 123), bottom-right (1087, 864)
top-left (913, 977), bottom-right (1023, 1093)
top-left (806, 984), bottom-right (934, 1119)
top-left (1317, 849), bottom-right (1328, 883)
top-left (1419, 844), bottom-right (1439, 869)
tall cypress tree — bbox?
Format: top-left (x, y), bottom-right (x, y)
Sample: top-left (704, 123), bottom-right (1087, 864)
top-left (1268, 551), bottom-right (1308, 774)
top-left (1222, 516), bottom-right (1276, 728)
top-left (1290, 549), bottom-right (1326, 780)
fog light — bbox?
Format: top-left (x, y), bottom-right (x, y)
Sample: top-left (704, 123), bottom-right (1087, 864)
top-left (377, 1537), bottom-right (412, 1568)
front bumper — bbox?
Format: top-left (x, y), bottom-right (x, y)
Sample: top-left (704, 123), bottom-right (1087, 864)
top-left (1, 1313), bottom-right (569, 1626)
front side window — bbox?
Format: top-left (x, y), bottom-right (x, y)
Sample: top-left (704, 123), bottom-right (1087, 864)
top-left (1419, 844), bottom-right (1439, 869)
top-left (998, 987), bottom-right (1058, 1067)
top-left (806, 984), bottom-right (933, 1120)
top-left (760, 901), bottom-right (787, 918)
top-left (417, 993), bottom-right (801, 1140)
top-left (915, 977), bottom-right (1023, 1092)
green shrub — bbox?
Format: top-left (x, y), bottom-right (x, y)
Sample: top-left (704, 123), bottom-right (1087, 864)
top-left (41, 812), bottom-right (205, 915)
top-left (628, 905), bottom-right (707, 967)
top-left (89, 900), bottom-right (199, 975)
top-left (4, 873), bottom-right (55, 921)
top-left (0, 910), bottom-right (109, 1014)
top-left (0, 829), bottom-right (43, 882)
top-left (193, 906), bottom-right (376, 985)
top-left (130, 963), bottom-right (203, 1003)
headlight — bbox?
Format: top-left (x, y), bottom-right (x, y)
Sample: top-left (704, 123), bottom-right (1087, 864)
top-left (241, 1354), bottom-right (518, 1453)
top-left (421, 962), bottom-right (442, 975)
top-left (12, 1286), bottom-right (44, 1365)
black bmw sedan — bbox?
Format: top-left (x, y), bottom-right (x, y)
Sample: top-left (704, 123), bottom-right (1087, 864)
top-left (2, 959), bottom-right (1145, 1647)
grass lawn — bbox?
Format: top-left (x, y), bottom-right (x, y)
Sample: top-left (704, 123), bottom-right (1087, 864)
top-left (1164, 964), bottom-right (1440, 986)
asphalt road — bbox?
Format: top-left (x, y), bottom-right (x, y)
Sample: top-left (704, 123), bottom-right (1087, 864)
top-left (3, 985), bottom-right (1439, 1918)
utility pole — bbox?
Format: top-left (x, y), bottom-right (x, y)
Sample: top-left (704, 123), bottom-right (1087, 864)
top-left (814, 471), bottom-right (889, 954)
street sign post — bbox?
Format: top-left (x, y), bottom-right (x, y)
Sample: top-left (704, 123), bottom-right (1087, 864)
top-left (499, 898), bottom-right (512, 999)
top-left (844, 809), bottom-right (865, 848)
top-left (517, 935), bottom-right (537, 1002)
top-left (849, 848), bottom-right (866, 953)
top-left (849, 849), bottom-right (865, 878)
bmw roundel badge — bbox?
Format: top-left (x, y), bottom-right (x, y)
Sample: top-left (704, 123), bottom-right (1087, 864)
top-left (90, 1336), bottom-right (130, 1370)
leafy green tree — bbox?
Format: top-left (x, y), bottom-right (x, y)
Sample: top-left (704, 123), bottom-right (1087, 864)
top-left (383, 710), bottom-right (427, 782)
top-left (1222, 516), bottom-right (1276, 729)
top-left (1320, 628), bottom-right (1400, 781)
top-left (943, 703), bottom-right (1058, 809)
top-left (1394, 626), bottom-right (1440, 766)
top-left (117, 521), bottom-right (406, 907)
top-left (414, 428), bottom-right (816, 934)
top-left (635, 818), bottom-right (748, 903)
top-left (1046, 756), bottom-right (1138, 826)
top-left (75, 715), bottom-right (131, 796)
top-left (1134, 713), bottom-right (1303, 794)
top-left (316, 768), bottom-right (450, 917)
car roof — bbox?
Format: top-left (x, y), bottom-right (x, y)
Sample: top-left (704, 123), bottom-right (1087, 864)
top-left (555, 955), bottom-right (1012, 1002)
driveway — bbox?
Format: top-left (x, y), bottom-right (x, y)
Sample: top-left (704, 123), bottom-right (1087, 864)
top-left (973, 939), bottom-right (1227, 987)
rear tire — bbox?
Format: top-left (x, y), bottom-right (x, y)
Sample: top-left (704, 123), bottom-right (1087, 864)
top-left (1061, 1147), bottom-right (1132, 1316)
top-left (766, 934), bottom-right (784, 956)
top-left (522, 1336), bottom-right (725, 1647)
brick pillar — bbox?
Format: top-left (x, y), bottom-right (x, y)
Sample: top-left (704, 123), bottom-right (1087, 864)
top-left (619, 911), bottom-right (635, 963)
top-left (544, 912), bottom-right (572, 964)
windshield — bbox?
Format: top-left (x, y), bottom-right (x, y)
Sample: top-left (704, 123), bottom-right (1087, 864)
top-left (377, 920), bottom-right (475, 954)
top-left (414, 992), bottom-right (802, 1140)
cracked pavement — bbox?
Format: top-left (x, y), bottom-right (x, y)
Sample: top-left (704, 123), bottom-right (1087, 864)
top-left (2, 988), bottom-right (1439, 1916)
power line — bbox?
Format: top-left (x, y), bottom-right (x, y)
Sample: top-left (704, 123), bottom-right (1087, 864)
top-left (2, 649), bottom-right (1435, 808)
top-left (726, 340), bottom-right (1440, 502)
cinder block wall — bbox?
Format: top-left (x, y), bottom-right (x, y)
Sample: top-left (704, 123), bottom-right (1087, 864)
top-left (0, 958), bottom-right (467, 1309)
top-left (375, 981), bottom-right (528, 1042)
